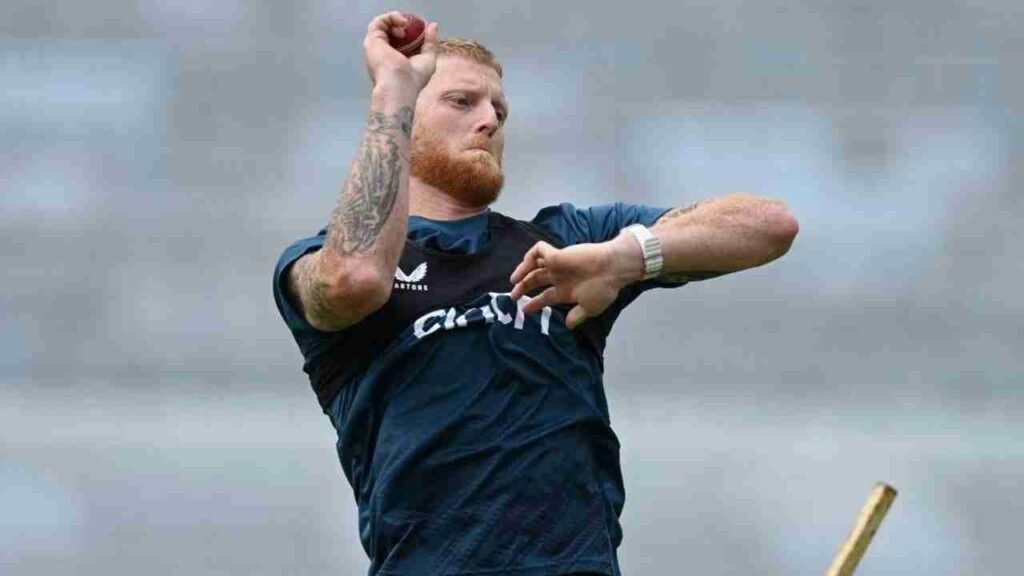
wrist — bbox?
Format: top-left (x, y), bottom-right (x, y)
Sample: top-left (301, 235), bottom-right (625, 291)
top-left (370, 76), bottom-right (420, 112)
top-left (607, 232), bottom-right (647, 287)
top-left (619, 224), bottom-right (664, 281)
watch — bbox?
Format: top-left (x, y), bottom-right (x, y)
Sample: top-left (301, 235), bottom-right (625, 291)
top-left (622, 224), bottom-right (664, 280)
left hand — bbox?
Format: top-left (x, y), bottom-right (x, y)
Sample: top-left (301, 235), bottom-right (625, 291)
top-left (509, 237), bottom-right (642, 330)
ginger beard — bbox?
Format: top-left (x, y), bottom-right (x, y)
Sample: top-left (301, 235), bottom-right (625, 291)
top-left (410, 124), bottom-right (504, 207)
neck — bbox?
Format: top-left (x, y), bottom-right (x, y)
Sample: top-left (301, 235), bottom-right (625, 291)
top-left (409, 177), bottom-right (490, 220)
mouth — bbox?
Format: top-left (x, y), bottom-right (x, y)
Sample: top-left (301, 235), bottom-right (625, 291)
top-left (466, 149), bottom-right (501, 169)
top-left (467, 148), bottom-right (495, 158)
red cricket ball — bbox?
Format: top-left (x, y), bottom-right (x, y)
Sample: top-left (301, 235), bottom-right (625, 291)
top-left (388, 12), bottom-right (427, 56)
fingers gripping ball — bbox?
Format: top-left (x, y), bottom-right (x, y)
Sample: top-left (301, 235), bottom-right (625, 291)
top-left (388, 12), bottom-right (427, 56)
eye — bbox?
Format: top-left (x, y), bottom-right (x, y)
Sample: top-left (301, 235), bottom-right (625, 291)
top-left (449, 94), bottom-right (471, 108)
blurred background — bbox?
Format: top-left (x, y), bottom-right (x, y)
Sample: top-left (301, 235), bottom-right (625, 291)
top-left (2, 1), bottom-right (1021, 574)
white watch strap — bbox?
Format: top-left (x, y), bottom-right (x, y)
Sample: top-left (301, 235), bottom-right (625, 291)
top-left (623, 224), bottom-right (663, 280)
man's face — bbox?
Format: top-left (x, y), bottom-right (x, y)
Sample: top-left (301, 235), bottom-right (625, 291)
top-left (410, 56), bottom-right (508, 207)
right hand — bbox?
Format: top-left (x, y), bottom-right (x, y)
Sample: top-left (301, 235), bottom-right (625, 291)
top-left (363, 11), bottom-right (440, 92)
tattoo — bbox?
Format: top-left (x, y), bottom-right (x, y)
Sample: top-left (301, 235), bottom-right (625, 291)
top-left (290, 256), bottom-right (324, 318)
top-left (657, 201), bottom-right (703, 223)
top-left (288, 254), bottom-right (354, 330)
top-left (652, 200), bottom-right (720, 282)
top-left (327, 107), bottom-right (414, 255)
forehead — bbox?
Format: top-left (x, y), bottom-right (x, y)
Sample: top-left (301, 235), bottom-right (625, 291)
top-left (427, 56), bottom-right (505, 100)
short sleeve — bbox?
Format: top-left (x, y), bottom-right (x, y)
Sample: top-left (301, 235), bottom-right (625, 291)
top-left (530, 202), bottom-right (673, 245)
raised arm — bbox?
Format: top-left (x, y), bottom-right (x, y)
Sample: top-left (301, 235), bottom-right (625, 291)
top-left (288, 13), bottom-right (440, 331)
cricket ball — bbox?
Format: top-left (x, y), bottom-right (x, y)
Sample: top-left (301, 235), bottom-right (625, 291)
top-left (388, 12), bottom-right (427, 56)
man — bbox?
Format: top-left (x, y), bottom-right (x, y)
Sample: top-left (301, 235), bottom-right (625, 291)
top-left (273, 12), bottom-right (798, 576)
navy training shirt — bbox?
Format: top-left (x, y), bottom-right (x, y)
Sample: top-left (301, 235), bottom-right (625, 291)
top-left (273, 203), bottom-right (684, 576)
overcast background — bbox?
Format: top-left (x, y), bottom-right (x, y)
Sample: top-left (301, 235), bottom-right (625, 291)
top-left (2, 1), bottom-right (1022, 575)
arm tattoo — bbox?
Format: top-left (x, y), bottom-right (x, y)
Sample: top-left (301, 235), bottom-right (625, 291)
top-left (290, 256), bottom-right (329, 321)
top-left (655, 200), bottom-right (722, 282)
top-left (327, 107), bottom-right (414, 255)
top-left (657, 200), bottom-right (703, 223)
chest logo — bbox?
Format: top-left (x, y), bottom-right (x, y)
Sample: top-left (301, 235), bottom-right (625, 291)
top-left (413, 292), bottom-right (553, 340)
top-left (394, 262), bottom-right (429, 292)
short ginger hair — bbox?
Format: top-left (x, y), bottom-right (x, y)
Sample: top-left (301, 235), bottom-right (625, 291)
top-left (437, 38), bottom-right (503, 78)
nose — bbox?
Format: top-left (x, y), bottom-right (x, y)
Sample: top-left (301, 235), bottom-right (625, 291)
top-left (474, 104), bottom-right (500, 137)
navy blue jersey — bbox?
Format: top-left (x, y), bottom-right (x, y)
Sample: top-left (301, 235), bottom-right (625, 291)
top-left (273, 203), bottom-right (683, 576)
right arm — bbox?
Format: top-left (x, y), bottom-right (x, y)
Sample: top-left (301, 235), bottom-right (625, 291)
top-left (287, 13), bottom-right (440, 331)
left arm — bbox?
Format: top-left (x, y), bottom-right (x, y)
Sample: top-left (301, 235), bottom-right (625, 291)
top-left (645, 193), bottom-right (798, 282)
top-left (510, 194), bottom-right (798, 328)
